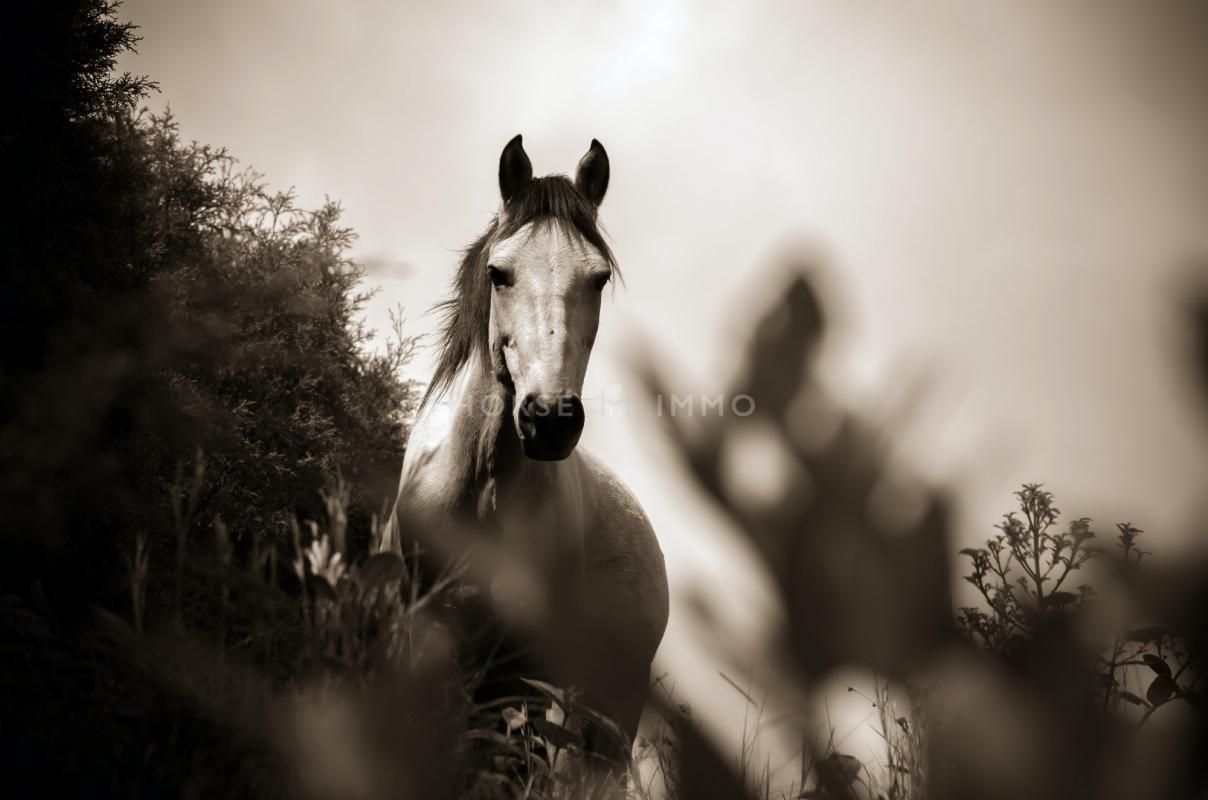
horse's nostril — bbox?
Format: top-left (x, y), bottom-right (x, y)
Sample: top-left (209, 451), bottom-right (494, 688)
top-left (519, 393), bottom-right (535, 420)
top-left (527, 396), bottom-right (551, 418)
top-left (517, 393), bottom-right (537, 438)
top-left (519, 393), bottom-right (583, 427)
top-left (516, 392), bottom-right (585, 459)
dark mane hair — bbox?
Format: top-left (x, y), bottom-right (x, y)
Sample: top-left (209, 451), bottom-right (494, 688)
top-left (422, 175), bottom-right (618, 405)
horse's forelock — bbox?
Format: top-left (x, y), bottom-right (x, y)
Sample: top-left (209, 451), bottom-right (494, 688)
top-left (424, 175), bottom-right (617, 406)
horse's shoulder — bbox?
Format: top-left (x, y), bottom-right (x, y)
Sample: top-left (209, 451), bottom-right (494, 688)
top-left (573, 448), bottom-right (669, 640)
top-left (575, 449), bottom-right (653, 539)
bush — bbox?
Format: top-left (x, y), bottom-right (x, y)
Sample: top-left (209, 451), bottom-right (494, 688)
top-left (0, 1), bottom-right (417, 617)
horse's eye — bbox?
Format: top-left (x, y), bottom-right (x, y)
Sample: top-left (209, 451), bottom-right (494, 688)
top-left (487, 265), bottom-right (512, 288)
top-left (592, 272), bottom-right (611, 291)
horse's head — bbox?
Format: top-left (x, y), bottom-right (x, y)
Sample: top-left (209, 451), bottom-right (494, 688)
top-left (487, 135), bottom-right (613, 461)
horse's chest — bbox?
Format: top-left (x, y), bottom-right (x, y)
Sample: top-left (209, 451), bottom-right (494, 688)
top-left (493, 467), bottom-right (586, 579)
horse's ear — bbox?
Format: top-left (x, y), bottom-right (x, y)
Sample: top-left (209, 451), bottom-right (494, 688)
top-left (499, 134), bottom-right (532, 204)
top-left (575, 139), bottom-right (609, 207)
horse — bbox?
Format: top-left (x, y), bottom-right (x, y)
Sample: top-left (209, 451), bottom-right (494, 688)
top-left (381, 135), bottom-right (669, 769)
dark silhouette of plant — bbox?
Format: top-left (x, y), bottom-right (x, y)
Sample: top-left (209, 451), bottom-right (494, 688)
top-left (639, 265), bottom-right (1208, 799)
top-left (1, 1), bottom-right (418, 617)
top-left (956, 484), bottom-right (1097, 655)
top-left (1097, 523), bottom-right (1204, 723)
top-left (957, 486), bottom-right (1204, 727)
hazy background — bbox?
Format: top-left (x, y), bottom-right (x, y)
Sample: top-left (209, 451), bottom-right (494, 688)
top-left (119, 0), bottom-right (1208, 767)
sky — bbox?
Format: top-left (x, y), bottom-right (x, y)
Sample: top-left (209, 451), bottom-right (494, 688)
top-left (119, 0), bottom-right (1208, 776)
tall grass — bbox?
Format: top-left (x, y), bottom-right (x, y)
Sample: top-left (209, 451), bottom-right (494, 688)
top-left (87, 465), bottom-right (653, 799)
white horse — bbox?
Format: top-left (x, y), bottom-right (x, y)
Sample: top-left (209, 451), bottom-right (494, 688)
top-left (382, 135), bottom-right (668, 761)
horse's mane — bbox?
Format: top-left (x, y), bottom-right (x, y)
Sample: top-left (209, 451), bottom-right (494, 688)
top-left (423, 175), bottom-right (618, 406)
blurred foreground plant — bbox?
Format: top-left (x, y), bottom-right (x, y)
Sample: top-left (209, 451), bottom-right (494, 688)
top-left (636, 259), bottom-right (1208, 800)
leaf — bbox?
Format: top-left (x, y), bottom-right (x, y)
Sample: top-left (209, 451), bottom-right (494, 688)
top-left (530, 718), bottom-right (584, 750)
top-left (573, 702), bottom-right (630, 750)
top-left (745, 274), bottom-right (824, 417)
top-left (1142, 653), bottom-right (1172, 677)
top-left (1147, 675), bottom-right (1177, 705)
top-left (825, 752), bottom-right (863, 783)
top-left (357, 552), bottom-right (405, 591)
top-left (1114, 690), bottom-right (1149, 707)
top-left (1042, 591), bottom-right (1079, 608)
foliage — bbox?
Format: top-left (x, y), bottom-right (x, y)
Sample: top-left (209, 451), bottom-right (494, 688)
top-left (143, 115), bottom-right (420, 542)
top-left (956, 487), bottom-right (1204, 724)
top-left (3, 467), bottom-right (638, 798)
top-left (637, 257), bottom-right (1208, 800)
top-left (0, 3), bottom-right (417, 616)
top-left (3, 1), bottom-right (156, 125)
top-left (956, 484), bottom-right (1097, 655)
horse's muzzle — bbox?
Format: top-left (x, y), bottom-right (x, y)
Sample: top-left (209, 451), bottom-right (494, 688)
top-left (516, 392), bottom-right (584, 461)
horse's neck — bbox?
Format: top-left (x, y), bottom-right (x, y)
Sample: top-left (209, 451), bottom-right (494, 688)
top-left (402, 359), bottom-right (586, 575)
top-left (402, 357), bottom-right (511, 519)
